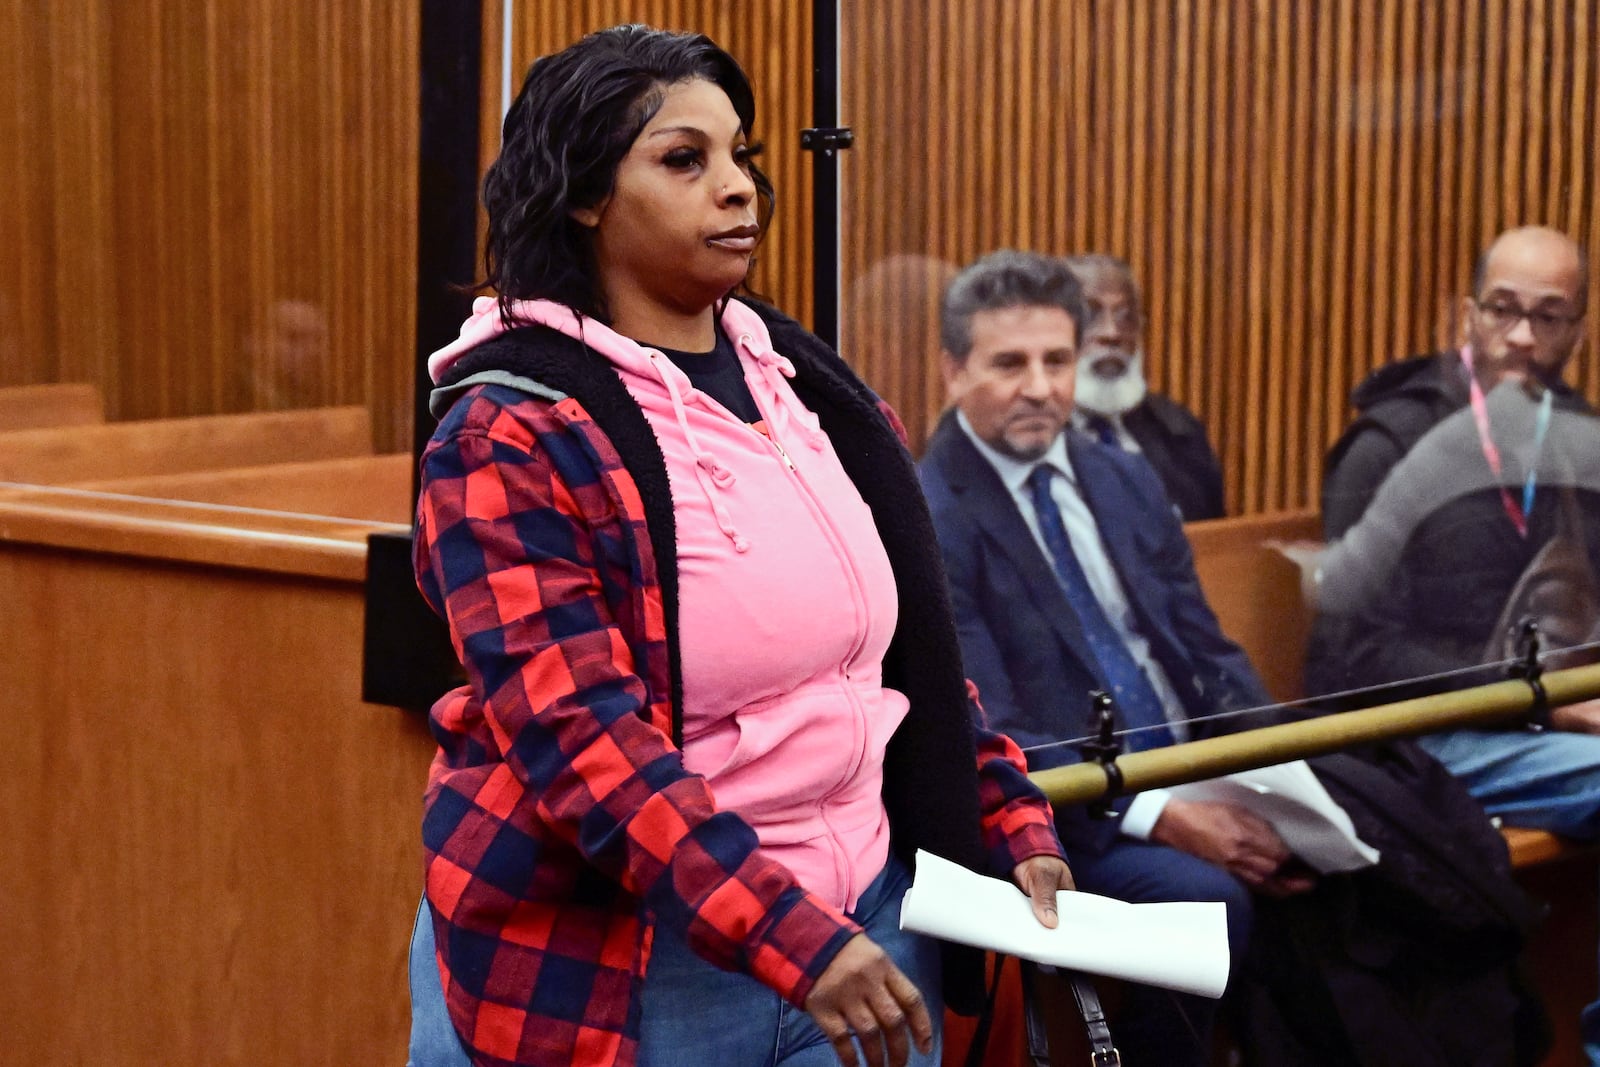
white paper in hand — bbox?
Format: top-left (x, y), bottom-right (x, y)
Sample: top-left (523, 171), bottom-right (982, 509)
top-left (1166, 759), bottom-right (1381, 874)
top-left (898, 850), bottom-right (1230, 998)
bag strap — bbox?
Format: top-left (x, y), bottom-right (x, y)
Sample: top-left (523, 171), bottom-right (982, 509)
top-left (964, 956), bottom-right (1121, 1067)
top-left (1053, 966), bottom-right (1121, 1066)
top-left (1017, 959), bottom-right (1052, 1067)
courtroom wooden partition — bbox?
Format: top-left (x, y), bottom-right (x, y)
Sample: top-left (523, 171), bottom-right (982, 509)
top-left (0, 406), bottom-right (377, 486)
top-left (0, 484), bottom-right (430, 1065)
top-left (75, 453), bottom-right (416, 523)
top-left (0, 382), bottom-right (105, 431)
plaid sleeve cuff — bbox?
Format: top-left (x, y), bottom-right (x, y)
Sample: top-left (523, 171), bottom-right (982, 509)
top-left (969, 686), bottom-right (1066, 875)
top-left (992, 820), bottom-right (1065, 876)
top-left (745, 889), bottom-right (864, 1008)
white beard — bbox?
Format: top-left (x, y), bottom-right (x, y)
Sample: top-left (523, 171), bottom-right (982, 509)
top-left (1075, 347), bottom-right (1149, 417)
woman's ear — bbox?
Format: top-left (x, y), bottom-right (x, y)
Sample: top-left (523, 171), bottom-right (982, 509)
top-left (570, 202), bottom-right (603, 229)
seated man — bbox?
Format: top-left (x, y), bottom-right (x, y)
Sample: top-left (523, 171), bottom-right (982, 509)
top-left (1063, 254), bottom-right (1226, 521)
top-left (1320, 226), bottom-right (1592, 540)
top-left (1309, 227), bottom-right (1600, 1063)
top-left (919, 250), bottom-right (1311, 1066)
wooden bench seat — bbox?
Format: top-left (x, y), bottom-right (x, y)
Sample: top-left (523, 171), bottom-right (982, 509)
top-left (74, 452), bottom-right (415, 524)
top-left (0, 405), bottom-right (374, 485)
top-left (1186, 509), bottom-right (1320, 705)
top-left (0, 382), bottom-right (106, 431)
top-left (1502, 827), bottom-right (1586, 868)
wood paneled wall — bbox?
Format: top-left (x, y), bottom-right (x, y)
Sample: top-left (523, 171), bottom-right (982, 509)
top-left (0, 2), bottom-right (419, 452)
top-left (6, 3), bottom-right (1598, 510)
top-left (0, 524), bottom-right (431, 1064)
top-left (839, 1), bottom-right (1600, 511)
top-left (494, 3), bottom-right (1600, 513)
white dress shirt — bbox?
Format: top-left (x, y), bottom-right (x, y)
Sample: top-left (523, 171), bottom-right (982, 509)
top-left (956, 413), bottom-right (1178, 838)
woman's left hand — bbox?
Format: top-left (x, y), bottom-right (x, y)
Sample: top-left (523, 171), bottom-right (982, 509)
top-left (1013, 855), bottom-right (1074, 929)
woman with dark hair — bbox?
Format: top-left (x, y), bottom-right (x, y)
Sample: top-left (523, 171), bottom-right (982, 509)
top-left (407, 24), bottom-right (1071, 1067)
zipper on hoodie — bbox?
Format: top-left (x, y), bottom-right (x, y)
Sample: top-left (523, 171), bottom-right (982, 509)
top-left (765, 431), bottom-right (797, 471)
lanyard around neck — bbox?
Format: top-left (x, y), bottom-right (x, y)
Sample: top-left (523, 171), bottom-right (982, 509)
top-left (1459, 345), bottom-right (1554, 539)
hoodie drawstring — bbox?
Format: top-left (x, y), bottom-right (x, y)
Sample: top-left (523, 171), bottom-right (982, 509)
top-left (643, 350), bottom-right (751, 553)
top-left (736, 333), bottom-right (829, 453)
top-left (429, 297), bottom-right (823, 556)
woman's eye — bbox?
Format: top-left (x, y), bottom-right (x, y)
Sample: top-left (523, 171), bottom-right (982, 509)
top-left (734, 142), bottom-right (764, 169)
top-left (663, 148), bottom-right (703, 170)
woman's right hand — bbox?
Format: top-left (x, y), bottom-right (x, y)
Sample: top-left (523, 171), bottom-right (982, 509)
top-left (804, 933), bottom-right (934, 1067)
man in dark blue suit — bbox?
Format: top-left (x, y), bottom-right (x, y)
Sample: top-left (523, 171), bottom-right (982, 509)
top-left (919, 251), bottom-right (1315, 1066)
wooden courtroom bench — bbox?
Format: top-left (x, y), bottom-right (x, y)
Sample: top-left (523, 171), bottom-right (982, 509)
top-left (0, 381), bottom-right (106, 431)
top-left (0, 405), bottom-right (374, 485)
top-left (0, 480), bottom-right (429, 1066)
top-left (73, 452), bottom-right (416, 524)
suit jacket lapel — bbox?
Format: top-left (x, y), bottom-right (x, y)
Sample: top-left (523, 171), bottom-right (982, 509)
top-left (928, 419), bottom-right (1106, 681)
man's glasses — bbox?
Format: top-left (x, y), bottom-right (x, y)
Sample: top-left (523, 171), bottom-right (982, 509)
top-left (1472, 298), bottom-right (1584, 341)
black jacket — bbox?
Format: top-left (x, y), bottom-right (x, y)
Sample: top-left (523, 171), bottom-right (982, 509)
top-left (1233, 739), bottom-right (1548, 1067)
top-left (1120, 393), bottom-right (1227, 522)
top-left (1321, 352), bottom-right (1471, 539)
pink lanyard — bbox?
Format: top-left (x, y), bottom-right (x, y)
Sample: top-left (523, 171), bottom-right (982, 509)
top-left (1458, 345), bottom-right (1553, 539)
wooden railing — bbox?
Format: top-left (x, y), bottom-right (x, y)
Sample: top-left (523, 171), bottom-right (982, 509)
top-left (0, 475), bottom-right (421, 1066)
top-left (0, 406), bottom-right (375, 485)
top-left (0, 382), bottom-right (106, 431)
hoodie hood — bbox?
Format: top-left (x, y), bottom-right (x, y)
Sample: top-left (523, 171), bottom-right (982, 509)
top-left (428, 297), bottom-right (583, 383)
top-left (428, 296), bottom-right (828, 553)
top-left (1349, 350), bottom-right (1467, 413)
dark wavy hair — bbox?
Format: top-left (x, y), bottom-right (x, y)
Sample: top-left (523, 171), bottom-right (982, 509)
top-left (481, 24), bottom-right (775, 322)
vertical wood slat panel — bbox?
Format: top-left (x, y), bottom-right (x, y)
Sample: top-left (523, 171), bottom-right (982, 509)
top-left (1582, 1), bottom-right (1600, 400)
top-left (1165, 0), bottom-right (1194, 405)
top-left (825, 1), bottom-right (1600, 509)
top-left (19, 4), bottom-right (1600, 511)
top-left (2, 3), bottom-right (420, 451)
top-left (1283, 2), bottom-right (1313, 503)
top-left (1242, 0), bottom-right (1271, 514)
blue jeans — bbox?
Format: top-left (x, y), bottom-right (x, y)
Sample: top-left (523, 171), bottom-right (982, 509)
top-left (638, 855), bottom-right (942, 1067)
top-left (1417, 727), bottom-right (1600, 1065)
top-left (1417, 728), bottom-right (1600, 841)
top-left (407, 901), bottom-right (470, 1067)
top-left (406, 857), bottom-right (942, 1067)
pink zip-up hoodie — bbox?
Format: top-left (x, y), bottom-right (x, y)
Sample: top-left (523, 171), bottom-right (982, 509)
top-left (431, 297), bottom-right (908, 911)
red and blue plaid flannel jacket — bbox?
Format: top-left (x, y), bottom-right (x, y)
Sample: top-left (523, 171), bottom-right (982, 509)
top-left (413, 313), bottom-right (1061, 1067)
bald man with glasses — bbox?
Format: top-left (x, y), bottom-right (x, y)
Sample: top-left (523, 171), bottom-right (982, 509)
top-left (1321, 225), bottom-right (1591, 539)
top-left (1310, 226), bottom-right (1600, 1063)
